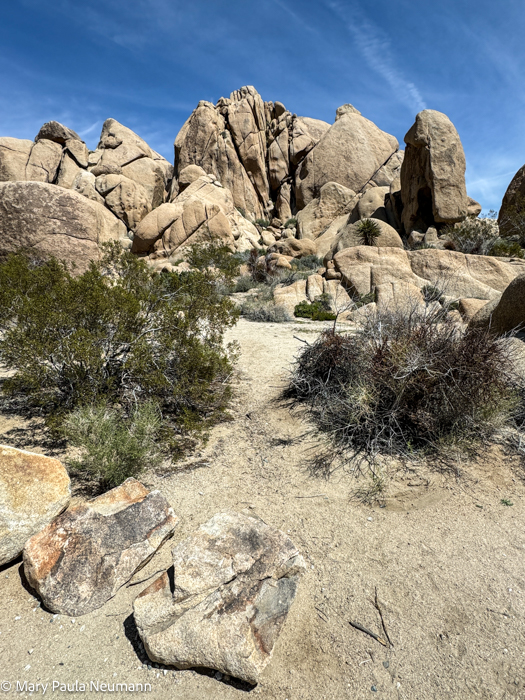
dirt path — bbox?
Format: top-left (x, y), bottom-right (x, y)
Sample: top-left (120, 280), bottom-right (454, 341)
top-left (1, 318), bottom-right (525, 699)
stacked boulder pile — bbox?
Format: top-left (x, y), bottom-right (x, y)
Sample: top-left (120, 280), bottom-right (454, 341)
top-left (1, 85), bottom-right (525, 323)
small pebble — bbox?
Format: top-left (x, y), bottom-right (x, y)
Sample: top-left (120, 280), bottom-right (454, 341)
top-left (367, 517), bottom-right (373, 522)
top-left (383, 661), bottom-right (389, 668)
top-left (371, 686), bottom-right (377, 693)
top-left (24, 665), bottom-right (31, 671)
top-left (80, 625), bottom-right (85, 632)
top-left (15, 616), bottom-right (21, 621)
top-left (214, 671), bottom-right (223, 680)
top-left (28, 650), bottom-right (33, 655)
top-left (163, 670), bottom-right (167, 676)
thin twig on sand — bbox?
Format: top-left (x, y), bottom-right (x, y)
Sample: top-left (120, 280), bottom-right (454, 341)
top-left (374, 587), bottom-right (393, 647)
top-left (349, 621), bottom-right (387, 647)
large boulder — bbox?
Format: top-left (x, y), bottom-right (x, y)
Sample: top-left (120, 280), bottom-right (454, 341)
top-left (0, 181), bottom-right (127, 271)
top-left (133, 512), bottom-right (305, 685)
top-left (289, 116), bottom-right (330, 167)
top-left (333, 246), bottom-right (422, 297)
top-left (296, 181), bottom-right (357, 241)
top-left (24, 478), bottom-right (178, 616)
top-left (469, 273), bottom-right (525, 334)
top-left (132, 175), bottom-right (259, 256)
top-left (498, 164), bottom-right (525, 237)
top-left (35, 121), bottom-right (82, 144)
top-left (407, 249), bottom-right (525, 300)
top-left (25, 139), bottom-right (63, 183)
top-left (400, 110), bottom-right (468, 234)
top-left (174, 100), bottom-right (263, 218)
top-left (0, 446), bottom-right (70, 566)
top-left (0, 138), bottom-right (33, 182)
top-left (95, 174), bottom-right (151, 230)
top-left (295, 107), bottom-right (399, 209)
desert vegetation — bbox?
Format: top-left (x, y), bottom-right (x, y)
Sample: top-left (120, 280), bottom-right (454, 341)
top-left (0, 242), bottom-right (240, 486)
top-left (284, 300), bottom-right (525, 476)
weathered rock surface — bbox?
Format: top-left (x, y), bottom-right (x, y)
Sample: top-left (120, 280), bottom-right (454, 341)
top-left (133, 512), bottom-right (305, 685)
top-left (469, 273), bottom-right (525, 334)
top-left (400, 110), bottom-right (468, 233)
top-left (0, 446), bottom-right (70, 566)
top-left (334, 246), bottom-right (422, 297)
top-left (0, 137), bottom-right (33, 182)
top-left (273, 237), bottom-right (317, 259)
top-left (133, 175), bottom-right (259, 256)
top-left (498, 164), bottom-right (525, 237)
top-left (297, 182), bottom-right (357, 241)
top-left (407, 249), bottom-right (525, 300)
top-left (295, 109), bottom-right (399, 209)
top-left (24, 479), bottom-right (178, 616)
top-left (24, 139), bottom-right (63, 183)
top-left (35, 121), bottom-right (82, 144)
top-left (0, 181), bottom-right (126, 270)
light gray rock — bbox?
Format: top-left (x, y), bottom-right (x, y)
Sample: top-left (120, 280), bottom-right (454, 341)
top-left (0, 446), bottom-right (70, 566)
top-left (133, 512), bottom-right (305, 685)
top-left (25, 139), bottom-right (63, 183)
top-left (0, 137), bottom-right (33, 182)
top-left (24, 479), bottom-right (178, 616)
top-left (35, 121), bottom-right (82, 144)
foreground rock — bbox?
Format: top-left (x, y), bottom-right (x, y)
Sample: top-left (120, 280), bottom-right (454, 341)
top-left (0, 181), bottom-right (127, 270)
top-left (498, 163), bottom-right (525, 237)
top-left (0, 446), bottom-right (70, 566)
top-left (400, 110), bottom-right (468, 234)
top-left (133, 512), bottom-right (306, 685)
top-left (469, 273), bottom-right (525, 334)
top-left (24, 479), bottom-right (177, 616)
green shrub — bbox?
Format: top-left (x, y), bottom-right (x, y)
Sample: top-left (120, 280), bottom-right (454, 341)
top-left (284, 304), bottom-right (523, 474)
top-left (445, 216), bottom-right (499, 256)
top-left (0, 243), bottom-right (239, 461)
top-left (422, 285), bottom-right (444, 304)
top-left (63, 402), bottom-right (162, 488)
top-left (236, 206), bottom-right (247, 218)
top-left (255, 218), bottom-right (271, 229)
top-left (294, 298), bottom-right (336, 321)
top-left (489, 240), bottom-right (524, 258)
top-left (356, 218), bottom-right (381, 246)
top-left (284, 217), bottom-right (298, 228)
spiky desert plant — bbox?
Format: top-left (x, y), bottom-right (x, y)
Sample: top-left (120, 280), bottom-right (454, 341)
top-left (356, 218), bottom-right (381, 246)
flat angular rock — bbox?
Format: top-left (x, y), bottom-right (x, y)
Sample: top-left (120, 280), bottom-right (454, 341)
top-left (133, 512), bottom-right (306, 685)
top-left (24, 478), bottom-right (178, 616)
top-left (0, 446), bottom-right (71, 566)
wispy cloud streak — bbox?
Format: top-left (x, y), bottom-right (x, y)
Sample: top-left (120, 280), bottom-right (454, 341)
top-left (324, 0), bottom-right (426, 113)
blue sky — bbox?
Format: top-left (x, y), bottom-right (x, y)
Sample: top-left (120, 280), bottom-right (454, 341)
top-left (1, 0), bottom-right (524, 211)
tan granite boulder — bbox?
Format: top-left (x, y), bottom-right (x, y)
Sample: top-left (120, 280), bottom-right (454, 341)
top-left (24, 479), bottom-right (178, 616)
top-left (0, 446), bottom-right (70, 566)
top-left (133, 512), bottom-right (305, 685)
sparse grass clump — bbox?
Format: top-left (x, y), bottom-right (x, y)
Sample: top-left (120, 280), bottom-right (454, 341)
top-left (285, 303), bottom-right (523, 474)
top-left (284, 217), bottom-right (298, 228)
top-left (294, 296), bottom-right (336, 321)
top-left (241, 299), bottom-right (291, 322)
top-left (255, 218), bottom-right (271, 229)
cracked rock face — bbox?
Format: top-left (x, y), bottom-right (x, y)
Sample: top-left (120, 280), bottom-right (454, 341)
top-left (23, 478), bottom-right (178, 616)
top-left (133, 511), bottom-right (306, 685)
top-left (0, 446), bottom-right (71, 566)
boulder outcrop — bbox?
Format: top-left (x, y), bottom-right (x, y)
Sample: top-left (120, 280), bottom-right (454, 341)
top-left (498, 164), bottom-right (525, 237)
top-left (24, 478), bottom-right (178, 616)
top-left (0, 446), bottom-right (70, 566)
top-left (469, 273), bottom-right (525, 334)
top-left (0, 181), bottom-right (127, 271)
top-left (295, 108), bottom-right (399, 209)
top-left (400, 110), bottom-right (468, 234)
top-left (133, 512), bottom-right (305, 685)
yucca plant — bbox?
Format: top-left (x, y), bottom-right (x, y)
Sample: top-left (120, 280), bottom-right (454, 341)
top-left (356, 218), bottom-right (381, 246)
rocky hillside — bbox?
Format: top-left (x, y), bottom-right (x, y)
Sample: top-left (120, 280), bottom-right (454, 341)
top-left (1, 85), bottom-right (525, 323)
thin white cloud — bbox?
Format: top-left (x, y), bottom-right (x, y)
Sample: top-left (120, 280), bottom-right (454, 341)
top-left (324, 0), bottom-right (426, 114)
top-left (271, 0), bottom-right (319, 34)
top-left (78, 121), bottom-right (101, 138)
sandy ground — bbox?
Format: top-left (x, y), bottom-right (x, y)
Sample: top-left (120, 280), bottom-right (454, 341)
top-left (1, 317), bottom-right (525, 699)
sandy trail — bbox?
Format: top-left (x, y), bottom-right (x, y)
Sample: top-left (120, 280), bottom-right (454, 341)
top-left (1, 318), bottom-right (525, 699)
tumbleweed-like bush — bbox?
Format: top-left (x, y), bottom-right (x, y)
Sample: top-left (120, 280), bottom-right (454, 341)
top-left (285, 302), bottom-right (524, 474)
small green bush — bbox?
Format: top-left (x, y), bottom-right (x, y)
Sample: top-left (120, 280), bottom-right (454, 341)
top-left (255, 218), bottom-right (271, 229)
top-left (489, 240), bottom-right (524, 258)
top-left (356, 219), bottom-right (381, 246)
top-left (63, 402), bottom-right (162, 488)
top-left (294, 299), bottom-right (336, 321)
top-left (284, 217), bottom-right (298, 229)
top-left (235, 206), bottom-right (247, 218)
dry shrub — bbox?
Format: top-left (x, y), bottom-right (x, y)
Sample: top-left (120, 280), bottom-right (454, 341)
top-left (285, 303), bottom-right (524, 474)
